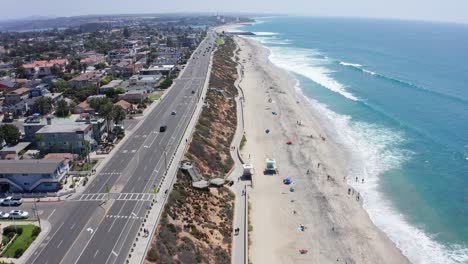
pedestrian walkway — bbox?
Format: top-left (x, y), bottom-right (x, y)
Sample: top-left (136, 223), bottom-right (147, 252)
top-left (105, 215), bottom-right (144, 220)
top-left (74, 193), bottom-right (155, 202)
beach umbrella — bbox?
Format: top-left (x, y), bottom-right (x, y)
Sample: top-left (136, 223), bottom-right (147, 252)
top-left (283, 178), bottom-right (292, 185)
top-left (286, 140), bottom-right (292, 145)
top-left (265, 129), bottom-right (270, 134)
top-left (272, 111), bottom-right (278, 115)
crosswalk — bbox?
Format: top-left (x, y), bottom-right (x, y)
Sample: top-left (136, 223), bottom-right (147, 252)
top-left (105, 215), bottom-right (144, 220)
top-left (75, 192), bottom-right (156, 202)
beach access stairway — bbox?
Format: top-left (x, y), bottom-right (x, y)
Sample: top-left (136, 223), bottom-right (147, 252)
top-left (180, 162), bottom-right (225, 188)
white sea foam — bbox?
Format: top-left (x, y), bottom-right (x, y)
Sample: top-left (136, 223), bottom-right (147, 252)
top-left (363, 69), bottom-right (377, 75)
top-left (292, 83), bottom-right (468, 264)
top-left (253, 31), bottom-right (279, 36)
top-left (338, 60), bottom-right (378, 76)
top-left (248, 36), bottom-right (291, 45)
top-left (267, 46), bottom-right (360, 101)
top-left (339, 61), bottom-right (362, 67)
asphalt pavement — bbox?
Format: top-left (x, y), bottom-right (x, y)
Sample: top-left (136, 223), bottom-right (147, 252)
top-left (27, 32), bottom-right (217, 264)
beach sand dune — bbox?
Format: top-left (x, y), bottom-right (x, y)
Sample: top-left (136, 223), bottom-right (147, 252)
top-left (234, 35), bottom-right (410, 264)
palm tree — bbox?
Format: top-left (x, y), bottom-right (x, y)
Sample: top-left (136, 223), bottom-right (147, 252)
top-left (83, 140), bottom-right (91, 163)
top-left (112, 105), bottom-right (126, 126)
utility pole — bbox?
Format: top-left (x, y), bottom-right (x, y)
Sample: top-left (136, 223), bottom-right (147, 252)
top-left (34, 198), bottom-right (41, 229)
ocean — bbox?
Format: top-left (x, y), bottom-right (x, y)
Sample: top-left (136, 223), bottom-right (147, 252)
top-left (240, 17), bottom-right (468, 264)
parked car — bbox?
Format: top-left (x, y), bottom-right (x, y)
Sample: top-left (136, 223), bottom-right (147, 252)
top-left (0, 211), bottom-right (10, 218)
top-left (9, 210), bottom-right (29, 219)
top-left (171, 111), bottom-right (177, 115)
top-left (159, 125), bottom-right (167, 132)
top-left (1, 196), bottom-right (22, 206)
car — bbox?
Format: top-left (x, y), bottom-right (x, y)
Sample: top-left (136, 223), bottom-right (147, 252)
top-left (159, 125), bottom-right (167, 132)
top-left (191, 90), bottom-right (195, 94)
top-left (0, 211), bottom-right (10, 218)
top-left (1, 196), bottom-right (22, 206)
top-left (9, 210), bottom-right (29, 219)
top-left (171, 111), bottom-right (177, 115)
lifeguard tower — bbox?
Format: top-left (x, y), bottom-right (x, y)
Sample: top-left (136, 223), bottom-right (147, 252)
top-left (265, 158), bottom-right (278, 174)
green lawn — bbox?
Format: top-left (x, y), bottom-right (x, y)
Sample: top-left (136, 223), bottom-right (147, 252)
top-left (148, 93), bottom-right (162, 101)
top-left (1, 225), bottom-right (40, 258)
top-left (217, 36), bottom-right (224, 45)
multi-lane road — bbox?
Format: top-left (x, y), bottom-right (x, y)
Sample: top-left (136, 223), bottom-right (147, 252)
top-left (27, 31), bottom-right (217, 264)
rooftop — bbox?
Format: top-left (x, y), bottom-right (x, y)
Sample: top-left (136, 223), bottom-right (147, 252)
top-left (37, 122), bottom-right (91, 134)
top-left (0, 159), bottom-right (63, 174)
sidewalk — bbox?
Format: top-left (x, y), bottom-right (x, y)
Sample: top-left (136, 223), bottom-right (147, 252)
top-left (229, 41), bottom-right (249, 264)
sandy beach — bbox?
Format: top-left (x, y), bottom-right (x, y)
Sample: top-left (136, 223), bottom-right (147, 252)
top-left (230, 32), bottom-right (411, 264)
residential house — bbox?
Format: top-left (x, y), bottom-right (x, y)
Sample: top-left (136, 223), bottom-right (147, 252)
top-left (4, 87), bottom-right (31, 105)
top-left (80, 55), bottom-right (105, 67)
top-left (128, 74), bottom-right (161, 88)
top-left (0, 159), bottom-right (69, 192)
top-left (99, 80), bottom-right (123, 93)
top-left (68, 71), bottom-right (105, 89)
top-left (74, 101), bottom-right (95, 114)
top-left (114, 100), bottom-right (134, 114)
top-left (22, 59), bottom-right (67, 79)
top-left (119, 90), bottom-right (148, 103)
top-left (0, 80), bottom-right (15, 92)
top-left (0, 142), bottom-right (31, 160)
top-left (35, 117), bottom-right (98, 154)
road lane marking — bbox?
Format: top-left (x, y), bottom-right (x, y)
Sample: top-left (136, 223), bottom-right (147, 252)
top-left (57, 239), bottom-right (63, 248)
top-left (47, 209), bottom-right (56, 221)
top-left (93, 249), bottom-right (99, 259)
top-left (30, 221), bottom-right (65, 263)
top-left (70, 223), bottom-right (76, 230)
top-left (112, 251), bottom-right (118, 257)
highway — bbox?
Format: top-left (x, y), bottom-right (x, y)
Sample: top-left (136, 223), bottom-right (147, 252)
top-left (27, 31), bottom-right (217, 264)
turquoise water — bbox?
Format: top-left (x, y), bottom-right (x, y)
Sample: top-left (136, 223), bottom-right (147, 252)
top-left (241, 17), bottom-right (468, 264)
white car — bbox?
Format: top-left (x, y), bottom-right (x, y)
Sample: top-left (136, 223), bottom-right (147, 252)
top-left (0, 196), bottom-right (22, 206)
top-left (9, 210), bottom-right (29, 219)
top-left (0, 211), bottom-right (10, 218)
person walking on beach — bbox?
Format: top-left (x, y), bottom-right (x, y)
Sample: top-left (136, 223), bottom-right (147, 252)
top-left (355, 177), bottom-right (358, 182)
top-left (362, 178), bottom-right (365, 183)
top-left (357, 193), bottom-right (360, 201)
top-left (306, 169), bottom-right (310, 175)
top-left (348, 188), bottom-right (351, 195)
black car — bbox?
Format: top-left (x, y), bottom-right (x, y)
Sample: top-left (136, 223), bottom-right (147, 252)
top-left (159, 125), bottom-right (167, 132)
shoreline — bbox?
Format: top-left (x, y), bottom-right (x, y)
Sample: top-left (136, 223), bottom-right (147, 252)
top-left (231, 28), bottom-right (411, 263)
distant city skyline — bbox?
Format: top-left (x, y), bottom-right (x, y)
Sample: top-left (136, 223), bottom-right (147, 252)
top-left (2, 0), bottom-right (468, 24)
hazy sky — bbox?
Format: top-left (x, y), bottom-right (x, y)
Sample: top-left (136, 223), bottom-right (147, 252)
top-left (2, 0), bottom-right (468, 24)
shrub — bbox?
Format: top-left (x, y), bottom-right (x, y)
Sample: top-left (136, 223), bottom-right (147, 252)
top-left (14, 248), bottom-right (24, 258)
top-left (146, 247), bottom-right (158, 262)
top-left (32, 226), bottom-right (41, 237)
top-left (2, 235), bottom-right (10, 245)
top-left (3, 226), bottom-right (22, 238)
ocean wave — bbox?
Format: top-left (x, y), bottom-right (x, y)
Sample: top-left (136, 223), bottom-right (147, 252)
top-left (248, 36), bottom-right (291, 45)
top-left (293, 82), bottom-right (468, 264)
top-left (339, 61), bottom-right (362, 68)
top-left (266, 47), bottom-right (360, 101)
top-left (337, 61), bottom-right (468, 104)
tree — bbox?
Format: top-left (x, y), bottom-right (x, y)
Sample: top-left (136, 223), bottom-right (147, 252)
top-left (94, 62), bottom-right (107, 70)
top-left (32, 97), bottom-right (53, 115)
top-left (49, 79), bottom-right (69, 93)
top-left (123, 27), bottom-right (131, 38)
top-left (112, 105), bottom-right (126, 125)
top-left (83, 140), bottom-right (91, 163)
top-left (55, 99), bottom-right (70, 117)
top-left (159, 77), bottom-right (173, 89)
top-left (0, 124), bottom-right (21, 145)
top-left (99, 102), bottom-right (114, 133)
